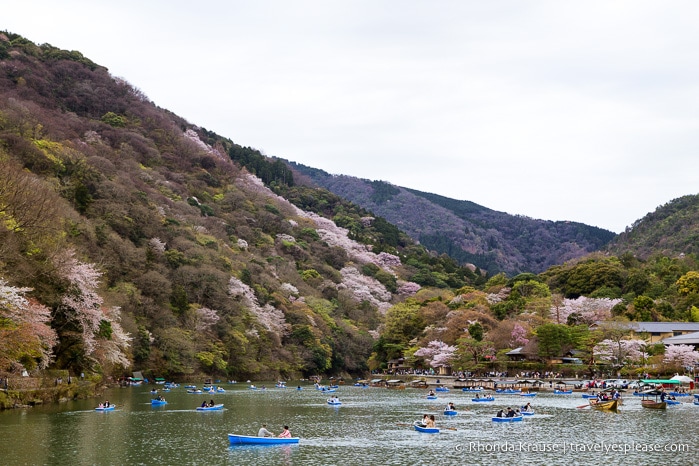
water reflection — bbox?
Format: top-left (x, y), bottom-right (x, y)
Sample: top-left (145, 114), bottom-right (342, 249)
top-left (0, 384), bottom-right (696, 464)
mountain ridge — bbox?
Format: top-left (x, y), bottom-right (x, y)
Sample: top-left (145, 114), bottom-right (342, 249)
top-left (287, 161), bottom-right (616, 275)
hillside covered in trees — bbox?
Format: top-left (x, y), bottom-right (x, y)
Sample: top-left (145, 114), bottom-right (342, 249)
top-left (287, 163), bottom-right (616, 275)
top-left (2, 32), bottom-right (699, 385)
top-left (0, 32), bottom-right (479, 381)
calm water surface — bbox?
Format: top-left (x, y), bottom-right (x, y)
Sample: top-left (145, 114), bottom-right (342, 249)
top-left (0, 383), bottom-right (696, 465)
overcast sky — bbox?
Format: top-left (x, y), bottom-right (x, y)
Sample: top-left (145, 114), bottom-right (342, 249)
top-left (6, 1), bottom-right (699, 233)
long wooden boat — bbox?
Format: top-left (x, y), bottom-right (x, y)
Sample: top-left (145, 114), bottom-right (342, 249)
top-left (589, 399), bottom-right (618, 411)
top-left (641, 400), bottom-right (667, 409)
top-left (228, 434), bottom-right (299, 445)
top-left (492, 415), bottom-right (523, 422)
top-left (196, 404), bottom-right (224, 411)
top-left (414, 425), bottom-right (440, 433)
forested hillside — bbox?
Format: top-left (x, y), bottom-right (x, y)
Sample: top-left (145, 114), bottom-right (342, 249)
top-left (287, 164), bottom-right (616, 275)
top-left (2, 32), bottom-right (699, 385)
top-left (607, 194), bottom-right (699, 259)
top-left (0, 32), bottom-right (478, 380)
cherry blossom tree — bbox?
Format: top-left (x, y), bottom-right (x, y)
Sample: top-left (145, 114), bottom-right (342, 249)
top-left (55, 250), bottom-right (130, 367)
top-left (594, 338), bottom-right (645, 366)
top-left (510, 323), bottom-right (529, 347)
top-left (0, 279), bottom-right (57, 371)
top-left (552, 297), bottom-right (621, 325)
top-left (194, 307), bottom-right (220, 332)
top-left (663, 344), bottom-right (699, 367)
top-left (414, 340), bottom-right (457, 368)
top-left (228, 276), bottom-right (289, 337)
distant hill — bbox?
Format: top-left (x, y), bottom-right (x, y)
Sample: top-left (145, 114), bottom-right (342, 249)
top-left (289, 163), bottom-right (616, 275)
top-left (607, 194), bottom-right (699, 259)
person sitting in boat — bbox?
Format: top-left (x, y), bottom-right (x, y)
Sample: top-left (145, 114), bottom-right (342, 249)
top-left (506, 407), bottom-right (516, 417)
top-left (420, 414), bottom-right (430, 426)
top-left (98, 403), bottom-right (104, 409)
top-left (475, 394), bottom-right (480, 399)
top-left (496, 409), bottom-right (504, 418)
top-left (201, 400), bottom-right (207, 408)
top-left (660, 391), bottom-right (666, 402)
top-left (447, 402), bottom-right (456, 411)
top-left (104, 401), bottom-right (110, 407)
top-left (258, 424), bottom-right (274, 437)
top-left (522, 402), bottom-right (532, 412)
top-left (428, 390), bottom-right (435, 396)
top-left (278, 426), bottom-right (292, 438)
top-left (208, 399), bottom-right (215, 407)
top-left (425, 415), bottom-right (436, 428)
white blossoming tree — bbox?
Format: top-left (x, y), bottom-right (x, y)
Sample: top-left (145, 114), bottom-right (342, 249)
top-left (55, 251), bottom-right (130, 369)
top-left (0, 279), bottom-right (57, 372)
top-left (414, 340), bottom-right (457, 369)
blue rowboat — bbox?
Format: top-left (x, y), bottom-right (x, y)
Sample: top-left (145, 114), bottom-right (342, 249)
top-left (496, 389), bottom-right (521, 394)
top-left (553, 390), bottom-right (573, 394)
top-left (521, 410), bottom-right (535, 416)
top-left (669, 392), bottom-right (690, 397)
top-left (151, 399), bottom-right (167, 405)
top-left (95, 405), bottom-right (115, 411)
top-left (185, 385), bottom-right (196, 389)
top-left (492, 415), bottom-right (523, 422)
top-left (196, 404), bottom-right (224, 411)
top-left (435, 387), bottom-right (449, 392)
top-left (462, 388), bottom-right (483, 392)
top-left (228, 434), bottom-right (299, 445)
top-left (187, 389), bottom-right (203, 394)
top-left (666, 400), bottom-right (681, 405)
top-left (581, 393), bottom-right (598, 398)
top-left (520, 393), bottom-right (536, 397)
top-left (319, 388), bottom-right (336, 393)
top-left (327, 400), bottom-right (342, 406)
top-left (426, 395), bottom-right (437, 400)
top-left (693, 401), bottom-right (699, 406)
top-left (443, 410), bottom-right (457, 416)
top-left (472, 397), bottom-right (495, 402)
top-left (414, 425), bottom-right (440, 434)
top-left (216, 387), bottom-right (226, 393)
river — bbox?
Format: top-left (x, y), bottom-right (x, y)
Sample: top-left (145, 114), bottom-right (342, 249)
top-left (0, 383), bottom-right (695, 465)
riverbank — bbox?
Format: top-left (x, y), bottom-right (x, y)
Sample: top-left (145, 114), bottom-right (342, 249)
top-left (0, 376), bottom-right (103, 409)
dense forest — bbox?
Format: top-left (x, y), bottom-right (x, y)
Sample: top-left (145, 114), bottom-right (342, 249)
top-left (1, 32), bottom-right (699, 385)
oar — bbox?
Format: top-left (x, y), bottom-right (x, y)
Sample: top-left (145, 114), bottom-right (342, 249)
top-left (442, 427), bottom-right (457, 431)
top-left (576, 403), bottom-right (591, 409)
